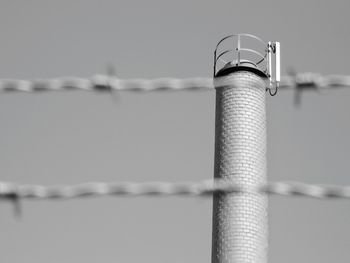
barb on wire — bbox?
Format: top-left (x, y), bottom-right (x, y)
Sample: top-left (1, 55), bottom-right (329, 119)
top-left (1, 180), bottom-right (350, 201)
top-left (0, 183), bottom-right (21, 216)
top-left (1, 74), bottom-right (350, 93)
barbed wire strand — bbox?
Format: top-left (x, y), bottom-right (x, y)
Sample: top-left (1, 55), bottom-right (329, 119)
top-left (1, 180), bottom-right (350, 200)
top-left (1, 74), bottom-right (350, 93)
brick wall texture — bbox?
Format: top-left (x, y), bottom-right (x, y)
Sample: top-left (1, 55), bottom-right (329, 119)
top-left (212, 71), bottom-right (268, 263)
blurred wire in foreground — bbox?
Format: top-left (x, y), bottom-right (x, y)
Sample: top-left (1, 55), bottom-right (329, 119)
top-left (1, 73), bottom-right (350, 93)
top-left (1, 180), bottom-right (350, 200)
top-left (0, 76), bottom-right (213, 93)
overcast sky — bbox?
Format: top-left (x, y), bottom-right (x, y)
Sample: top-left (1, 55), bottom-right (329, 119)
top-left (0, 0), bottom-right (350, 262)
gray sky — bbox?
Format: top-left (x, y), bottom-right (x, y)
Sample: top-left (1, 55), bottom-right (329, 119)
top-left (0, 0), bottom-right (350, 262)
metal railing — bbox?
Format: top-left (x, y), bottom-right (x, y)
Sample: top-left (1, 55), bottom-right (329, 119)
top-left (213, 34), bottom-right (269, 77)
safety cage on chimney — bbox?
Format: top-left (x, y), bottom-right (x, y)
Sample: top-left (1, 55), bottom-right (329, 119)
top-left (213, 33), bottom-right (280, 95)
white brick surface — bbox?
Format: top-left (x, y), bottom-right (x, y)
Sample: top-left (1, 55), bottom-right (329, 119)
top-left (212, 71), bottom-right (267, 263)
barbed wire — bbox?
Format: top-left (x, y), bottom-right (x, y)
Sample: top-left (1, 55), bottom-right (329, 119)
top-left (1, 180), bottom-right (350, 201)
top-left (0, 76), bottom-right (213, 93)
top-left (1, 73), bottom-right (350, 93)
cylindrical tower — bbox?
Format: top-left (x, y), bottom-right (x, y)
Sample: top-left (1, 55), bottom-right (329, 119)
top-left (211, 34), bottom-right (280, 263)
